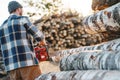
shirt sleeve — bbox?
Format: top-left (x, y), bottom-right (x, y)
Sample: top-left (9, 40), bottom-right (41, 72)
top-left (22, 16), bottom-right (45, 42)
top-left (0, 48), bottom-right (3, 61)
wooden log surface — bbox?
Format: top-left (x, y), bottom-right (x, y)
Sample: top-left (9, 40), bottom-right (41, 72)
top-left (83, 2), bottom-right (120, 34)
top-left (60, 50), bottom-right (120, 71)
top-left (92, 0), bottom-right (120, 11)
top-left (35, 70), bottom-right (120, 80)
top-left (51, 38), bottom-right (120, 63)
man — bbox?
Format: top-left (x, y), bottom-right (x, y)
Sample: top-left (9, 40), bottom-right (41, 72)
top-left (0, 1), bottom-right (46, 80)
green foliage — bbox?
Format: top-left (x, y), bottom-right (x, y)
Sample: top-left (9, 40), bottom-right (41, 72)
top-left (23, 0), bottom-right (63, 19)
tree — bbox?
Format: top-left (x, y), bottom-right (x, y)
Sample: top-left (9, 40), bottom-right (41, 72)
top-left (22, 0), bottom-right (63, 21)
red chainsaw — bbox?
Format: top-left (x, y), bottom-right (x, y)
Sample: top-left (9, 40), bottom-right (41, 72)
top-left (24, 24), bottom-right (50, 62)
top-left (34, 40), bottom-right (50, 62)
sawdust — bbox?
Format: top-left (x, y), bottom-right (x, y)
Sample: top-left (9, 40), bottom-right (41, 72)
top-left (39, 61), bottom-right (60, 73)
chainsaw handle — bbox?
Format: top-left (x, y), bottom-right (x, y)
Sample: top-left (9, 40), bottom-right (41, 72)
top-left (39, 39), bottom-right (47, 46)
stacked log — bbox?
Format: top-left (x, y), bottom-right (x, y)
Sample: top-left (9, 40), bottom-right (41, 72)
top-left (42, 2), bottom-right (120, 63)
top-left (92, 0), bottom-right (120, 11)
top-left (60, 50), bottom-right (120, 71)
top-left (50, 2), bottom-right (120, 63)
top-left (35, 2), bottom-right (120, 80)
top-left (35, 70), bottom-right (120, 80)
top-left (34, 3), bottom-right (120, 51)
top-left (51, 38), bottom-right (120, 63)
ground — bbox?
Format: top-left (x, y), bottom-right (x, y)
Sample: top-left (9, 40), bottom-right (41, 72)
top-left (39, 61), bottom-right (60, 73)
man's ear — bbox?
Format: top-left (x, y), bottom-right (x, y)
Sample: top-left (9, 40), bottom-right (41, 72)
top-left (16, 8), bottom-right (20, 12)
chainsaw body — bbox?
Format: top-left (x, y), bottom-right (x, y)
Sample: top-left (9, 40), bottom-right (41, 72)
top-left (34, 46), bottom-right (49, 62)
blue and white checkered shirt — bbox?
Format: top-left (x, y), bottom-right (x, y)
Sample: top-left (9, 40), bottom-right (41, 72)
top-left (0, 14), bottom-right (44, 71)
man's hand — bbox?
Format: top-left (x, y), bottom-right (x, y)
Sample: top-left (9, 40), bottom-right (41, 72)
top-left (39, 39), bottom-right (47, 46)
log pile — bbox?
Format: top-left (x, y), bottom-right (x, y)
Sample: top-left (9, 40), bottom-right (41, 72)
top-left (57, 3), bottom-right (120, 72)
top-left (50, 2), bottom-right (120, 63)
top-left (34, 3), bottom-right (120, 51)
top-left (35, 70), bottom-right (120, 80)
top-left (35, 3), bottom-right (120, 80)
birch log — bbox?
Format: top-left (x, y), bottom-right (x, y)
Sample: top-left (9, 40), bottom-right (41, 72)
top-left (83, 2), bottom-right (120, 34)
top-left (51, 38), bottom-right (120, 63)
top-left (60, 51), bottom-right (120, 71)
top-left (35, 70), bottom-right (120, 80)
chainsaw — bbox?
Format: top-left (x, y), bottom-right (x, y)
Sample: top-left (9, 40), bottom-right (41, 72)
top-left (24, 24), bottom-right (51, 62)
top-left (34, 40), bottom-right (51, 62)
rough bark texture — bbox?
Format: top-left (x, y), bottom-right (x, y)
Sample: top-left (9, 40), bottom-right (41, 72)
top-left (60, 51), bottom-right (120, 71)
top-left (35, 70), bottom-right (120, 80)
top-left (51, 38), bottom-right (120, 63)
top-left (92, 0), bottom-right (120, 11)
top-left (83, 3), bottom-right (120, 34)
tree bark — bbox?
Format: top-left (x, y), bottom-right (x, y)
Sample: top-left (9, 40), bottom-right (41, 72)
top-left (35, 70), bottom-right (120, 80)
top-left (51, 38), bottom-right (120, 63)
top-left (60, 51), bottom-right (120, 71)
top-left (83, 2), bottom-right (120, 34)
top-left (92, 0), bottom-right (120, 11)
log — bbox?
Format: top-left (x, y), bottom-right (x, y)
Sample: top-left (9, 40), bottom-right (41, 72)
top-left (92, 0), bottom-right (120, 11)
top-left (83, 2), bottom-right (120, 34)
top-left (51, 38), bottom-right (120, 63)
top-left (60, 50), bottom-right (120, 71)
top-left (35, 70), bottom-right (120, 80)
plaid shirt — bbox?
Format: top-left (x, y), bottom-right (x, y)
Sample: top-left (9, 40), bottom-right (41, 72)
top-left (0, 14), bottom-right (44, 71)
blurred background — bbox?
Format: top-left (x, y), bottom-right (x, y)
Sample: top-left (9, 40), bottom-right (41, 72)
top-left (0, 0), bottom-right (92, 25)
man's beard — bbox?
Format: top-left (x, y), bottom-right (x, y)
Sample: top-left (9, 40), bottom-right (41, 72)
top-left (19, 12), bottom-right (22, 16)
